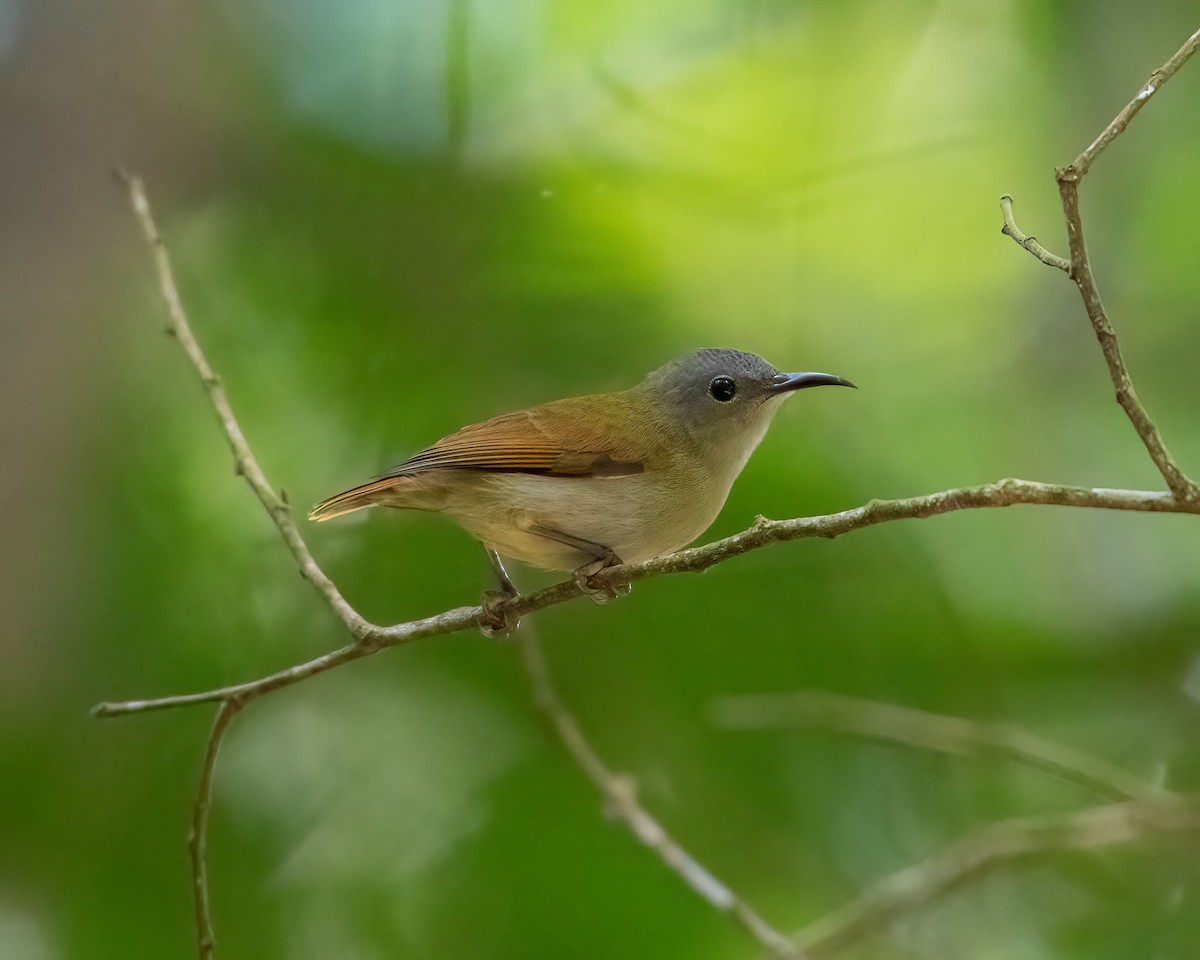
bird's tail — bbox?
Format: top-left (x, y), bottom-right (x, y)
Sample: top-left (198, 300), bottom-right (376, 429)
top-left (307, 476), bottom-right (408, 522)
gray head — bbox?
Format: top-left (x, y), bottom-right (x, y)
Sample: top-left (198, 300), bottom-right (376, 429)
top-left (640, 348), bottom-right (853, 426)
top-left (636, 347), bottom-right (854, 474)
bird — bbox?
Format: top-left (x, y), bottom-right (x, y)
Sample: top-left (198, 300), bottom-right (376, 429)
top-left (309, 348), bottom-right (853, 614)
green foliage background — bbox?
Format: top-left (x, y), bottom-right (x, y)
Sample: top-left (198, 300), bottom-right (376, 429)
top-left (3, 2), bottom-right (1200, 957)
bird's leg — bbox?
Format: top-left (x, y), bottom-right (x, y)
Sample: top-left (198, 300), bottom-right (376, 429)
top-left (486, 547), bottom-right (518, 597)
top-left (479, 547), bottom-right (520, 637)
top-left (530, 524), bottom-right (630, 604)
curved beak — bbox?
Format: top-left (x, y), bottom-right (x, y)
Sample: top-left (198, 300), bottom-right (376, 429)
top-left (769, 371), bottom-right (857, 394)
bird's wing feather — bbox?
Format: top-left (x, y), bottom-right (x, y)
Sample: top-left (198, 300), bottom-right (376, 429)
top-left (388, 396), bottom-right (648, 478)
top-left (308, 395), bottom-right (660, 521)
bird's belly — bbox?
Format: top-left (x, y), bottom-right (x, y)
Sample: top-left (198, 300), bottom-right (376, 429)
top-left (442, 472), bottom-right (725, 572)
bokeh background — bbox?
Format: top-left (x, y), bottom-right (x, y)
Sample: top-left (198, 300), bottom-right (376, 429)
top-left (4, 2), bottom-right (1200, 958)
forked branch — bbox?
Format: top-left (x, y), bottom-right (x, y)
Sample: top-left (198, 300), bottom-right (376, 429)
top-left (1000, 27), bottom-right (1200, 502)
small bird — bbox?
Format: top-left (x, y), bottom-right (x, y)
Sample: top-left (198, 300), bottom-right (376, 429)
top-left (309, 348), bottom-right (853, 608)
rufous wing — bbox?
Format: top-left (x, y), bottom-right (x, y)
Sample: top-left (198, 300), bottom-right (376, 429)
top-left (308, 395), bottom-right (652, 521)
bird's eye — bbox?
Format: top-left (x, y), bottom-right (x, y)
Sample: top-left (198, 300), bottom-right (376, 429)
top-left (708, 376), bottom-right (737, 402)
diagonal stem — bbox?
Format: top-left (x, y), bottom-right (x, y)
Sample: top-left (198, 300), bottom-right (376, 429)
top-left (519, 630), bottom-right (802, 958)
top-left (1069, 26), bottom-right (1200, 176)
top-left (1054, 174), bottom-right (1200, 501)
top-left (120, 173), bottom-right (373, 637)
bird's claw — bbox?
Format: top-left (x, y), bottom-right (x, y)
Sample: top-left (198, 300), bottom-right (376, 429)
top-left (478, 589), bottom-right (520, 637)
top-left (572, 556), bottom-right (631, 605)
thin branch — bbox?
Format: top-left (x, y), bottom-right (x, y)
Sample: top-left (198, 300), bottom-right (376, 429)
top-left (189, 698), bottom-right (243, 960)
top-left (109, 486), bottom-right (1195, 705)
top-left (518, 631), bottom-right (802, 959)
top-left (93, 477), bottom-right (1199, 718)
top-left (121, 173), bottom-right (373, 638)
top-left (1068, 25), bottom-right (1200, 177)
top-left (712, 692), bottom-right (1164, 804)
top-left (94, 639), bottom-right (370, 717)
top-left (998, 195), bottom-right (1070, 273)
top-left (794, 793), bottom-right (1200, 958)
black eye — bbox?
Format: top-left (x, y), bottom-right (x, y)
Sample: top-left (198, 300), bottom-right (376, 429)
top-left (708, 376), bottom-right (737, 402)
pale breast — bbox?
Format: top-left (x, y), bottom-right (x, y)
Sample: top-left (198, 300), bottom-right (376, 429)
top-left (439, 468), bottom-right (728, 571)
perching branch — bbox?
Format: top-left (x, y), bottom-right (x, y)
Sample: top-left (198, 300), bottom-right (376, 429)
top-left (712, 691), bottom-right (1164, 804)
top-left (92, 477), bottom-right (1198, 720)
top-left (793, 793), bottom-right (1200, 958)
top-left (1000, 26), bottom-right (1200, 502)
top-left (520, 631), bottom-right (802, 958)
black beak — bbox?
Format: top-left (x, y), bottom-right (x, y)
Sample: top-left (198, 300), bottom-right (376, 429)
top-left (769, 371), bottom-right (857, 394)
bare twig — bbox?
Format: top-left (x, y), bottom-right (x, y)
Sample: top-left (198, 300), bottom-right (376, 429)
top-left (519, 631), bottom-right (802, 958)
top-left (93, 478), bottom-right (1199, 719)
top-left (794, 793), bottom-right (1200, 958)
top-left (998, 195), bottom-right (1071, 273)
top-left (1068, 25), bottom-right (1200, 177)
top-left (999, 28), bottom-right (1200, 502)
top-left (712, 692), bottom-right (1164, 804)
top-left (189, 698), bottom-right (243, 960)
top-left (91, 604), bottom-right (487, 716)
top-left (121, 173), bottom-right (373, 637)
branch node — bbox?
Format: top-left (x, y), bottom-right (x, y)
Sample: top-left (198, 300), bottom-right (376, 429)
top-left (861, 498), bottom-right (886, 516)
top-left (1055, 164), bottom-right (1080, 185)
top-left (354, 630), bottom-right (383, 652)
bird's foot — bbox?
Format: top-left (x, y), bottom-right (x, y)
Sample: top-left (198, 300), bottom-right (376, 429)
top-left (478, 586), bottom-right (521, 638)
top-left (572, 553), bottom-right (631, 605)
